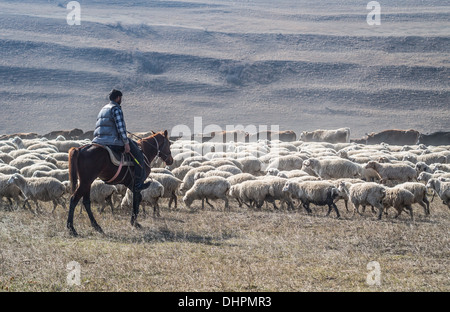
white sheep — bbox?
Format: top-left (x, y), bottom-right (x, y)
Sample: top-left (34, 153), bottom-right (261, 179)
top-left (426, 178), bottom-right (450, 209)
top-left (7, 173), bottom-right (67, 214)
top-left (215, 165), bottom-right (242, 175)
top-left (171, 165), bottom-right (194, 181)
top-left (394, 182), bottom-right (430, 216)
top-left (228, 180), bottom-right (274, 209)
top-left (365, 161), bottom-right (417, 183)
top-left (0, 173), bottom-right (26, 210)
top-left (382, 187), bottom-right (415, 220)
top-left (417, 171), bottom-right (450, 184)
top-left (32, 169), bottom-right (69, 182)
top-left (265, 155), bottom-right (303, 172)
top-left (148, 173), bottom-right (183, 210)
top-left (0, 164), bottom-right (20, 175)
top-left (282, 180), bottom-right (341, 217)
top-left (20, 163), bottom-right (58, 177)
top-left (121, 180), bottom-right (165, 217)
top-left (236, 157), bottom-right (263, 175)
top-left (88, 180), bottom-right (118, 214)
top-left (179, 165), bottom-right (215, 194)
top-left (303, 158), bottom-right (362, 179)
top-left (339, 182), bottom-right (386, 219)
top-left (182, 176), bottom-right (231, 211)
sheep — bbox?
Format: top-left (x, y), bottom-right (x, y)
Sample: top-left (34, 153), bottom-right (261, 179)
top-left (365, 161), bottom-right (417, 183)
top-left (0, 174), bottom-right (26, 210)
top-left (339, 182), bottom-right (386, 219)
top-left (227, 173), bottom-right (257, 186)
top-left (360, 167), bottom-right (382, 182)
top-left (182, 176), bottom-right (230, 211)
top-left (426, 178), bottom-right (450, 209)
top-left (302, 158), bottom-right (362, 179)
top-left (260, 176), bottom-right (294, 210)
top-left (417, 172), bottom-right (450, 184)
top-left (32, 169), bottom-right (69, 182)
top-left (382, 187), bottom-right (415, 220)
top-left (121, 180), bottom-right (165, 217)
top-left (47, 140), bottom-right (83, 153)
top-left (20, 164), bottom-right (58, 177)
top-left (179, 165), bottom-right (215, 194)
top-left (332, 178), bottom-right (365, 211)
top-left (194, 170), bottom-right (233, 180)
top-left (7, 173), bottom-right (67, 214)
top-left (282, 180), bottom-right (341, 217)
top-left (27, 143), bottom-right (58, 153)
top-left (89, 180), bottom-right (118, 214)
top-left (171, 165), bottom-right (193, 181)
top-left (50, 152), bottom-right (69, 162)
top-left (236, 157), bottom-right (263, 175)
top-left (0, 152), bottom-right (14, 164)
top-left (265, 155), bottom-right (303, 172)
top-left (430, 163), bottom-right (450, 173)
top-left (394, 182), bottom-right (430, 216)
top-left (415, 162), bottom-right (433, 174)
top-left (150, 168), bottom-right (174, 176)
top-left (0, 164), bottom-right (20, 175)
top-left (148, 173), bottom-right (182, 209)
top-left (215, 165), bottom-right (242, 175)
top-left (402, 153), bottom-right (447, 165)
top-left (203, 159), bottom-right (244, 171)
top-left (228, 180), bottom-right (274, 209)
top-left (278, 170), bottom-right (310, 179)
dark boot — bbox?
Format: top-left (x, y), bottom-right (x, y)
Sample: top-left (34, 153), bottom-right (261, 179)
top-left (134, 165), bottom-right (150, 191)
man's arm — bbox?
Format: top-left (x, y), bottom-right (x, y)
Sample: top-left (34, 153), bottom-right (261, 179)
top-left (111, 106), bottom-right (130, 152)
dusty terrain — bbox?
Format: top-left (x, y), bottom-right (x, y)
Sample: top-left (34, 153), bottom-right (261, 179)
top-left (0, 199), bottom-right (449, 292)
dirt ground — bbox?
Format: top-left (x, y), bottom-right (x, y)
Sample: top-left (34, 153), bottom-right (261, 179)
top-left (0, 197), bottom-right (449, 292)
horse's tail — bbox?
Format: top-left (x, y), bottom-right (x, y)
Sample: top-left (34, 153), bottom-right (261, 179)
top-left (68, 147), bottom-right (79, 193)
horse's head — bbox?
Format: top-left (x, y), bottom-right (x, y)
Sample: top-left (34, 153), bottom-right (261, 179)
top-left (143, 130), bottom-right (173, 166)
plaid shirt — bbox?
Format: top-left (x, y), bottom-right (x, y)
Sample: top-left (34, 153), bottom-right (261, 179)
top-left (111, 103), bottom-right (129, 145)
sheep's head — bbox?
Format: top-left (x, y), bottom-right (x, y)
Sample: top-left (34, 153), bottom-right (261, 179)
top-left (365, 161), bottom-right (377, 170)
top-left (282, 182), bottom-right (291, 193)
top-left (426, 179), bottom-right (436, 191)
top-left (7, 173), bottom-right (20, 185)
top-left (182, 194), bottom-right (193, 208)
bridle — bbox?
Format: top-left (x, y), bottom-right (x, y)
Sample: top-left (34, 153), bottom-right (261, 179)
top-left (148, 135), bottom-right (171, 162)
top-left (127, 131), bottom-right (171, 164)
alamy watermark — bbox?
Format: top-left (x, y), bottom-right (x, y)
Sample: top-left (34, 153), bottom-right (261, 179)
top-left (66, 1), bottom-right (81, 26)
top-left (366, 261), bottom-right (381, 286)
top-left (66, 261), bottom-right (81, 286)
top-left (367, 1), bottom-right (381, 26)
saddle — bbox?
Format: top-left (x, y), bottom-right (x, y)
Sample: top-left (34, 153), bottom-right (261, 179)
top-left (91, 143), bottom-right (135, 167)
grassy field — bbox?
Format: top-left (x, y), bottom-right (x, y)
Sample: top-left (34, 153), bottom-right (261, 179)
top-left (0, 198), bottom-right (449, 292)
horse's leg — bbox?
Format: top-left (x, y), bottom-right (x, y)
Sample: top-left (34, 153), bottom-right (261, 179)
top-left (131, 189), bottom-right (143, 229)
top-left (82, 190), bottom-right (104, 234)
top-left (67, 191), bottom-right (83, 237)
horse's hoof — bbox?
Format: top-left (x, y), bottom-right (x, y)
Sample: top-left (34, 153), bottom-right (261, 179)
top-left (68, 226), bottom-right (78, 237)
top-left (133, 222), bottom-right (142, 229)
top-left (94, 225), bottom-right (104, 234)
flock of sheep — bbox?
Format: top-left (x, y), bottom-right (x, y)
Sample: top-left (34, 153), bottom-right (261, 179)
top-left (1, 132), bottom-right (450, 224)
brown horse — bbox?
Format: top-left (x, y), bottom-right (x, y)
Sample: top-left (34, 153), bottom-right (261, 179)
top-left (67, 130), bottom-right (173, 236)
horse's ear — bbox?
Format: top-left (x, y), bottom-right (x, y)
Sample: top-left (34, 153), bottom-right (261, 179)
top-left (151, 130), bottom-right (156, 135)
top-left (164, 130), bottom-right (168, 137)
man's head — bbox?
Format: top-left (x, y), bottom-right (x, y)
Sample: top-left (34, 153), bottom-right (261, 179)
top-left (109, 89), bottom-right (123, 104)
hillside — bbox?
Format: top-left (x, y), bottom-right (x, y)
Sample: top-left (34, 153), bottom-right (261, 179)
top-left (0, 0), bottom-right (449, 138)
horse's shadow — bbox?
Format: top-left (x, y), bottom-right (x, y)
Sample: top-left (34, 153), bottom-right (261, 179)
top-left (103, 226), bottom-right (236, 246)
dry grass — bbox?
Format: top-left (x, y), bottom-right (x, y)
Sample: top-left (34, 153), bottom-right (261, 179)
top-left (0, 198), bottom-right (449, 292)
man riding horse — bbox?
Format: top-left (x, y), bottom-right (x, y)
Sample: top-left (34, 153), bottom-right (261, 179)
top-left (66, 89), bottom-right (173, 236)
top-left (92, 89), bottom-right (150, 191)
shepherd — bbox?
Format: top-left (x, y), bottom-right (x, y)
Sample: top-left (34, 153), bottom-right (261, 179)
top-left (66, 89), bottom-right (173, 236)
